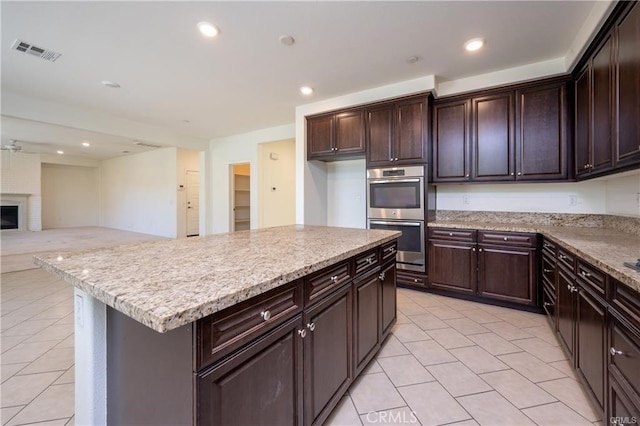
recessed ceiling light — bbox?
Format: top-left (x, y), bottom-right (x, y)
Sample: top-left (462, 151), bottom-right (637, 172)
top-left (198, 21), bottom-right (219, 38)
top-left (56, 150), bottom-right (64, 155)
top-left (300, 86), bottom-right (313, 95)
top-left (464, 38), bottom-right (485, 52)
top-left (279, 35), bottom-right (295, 46)
top-left (101, 80), bottom-right (120, 88)
top-left (82, 141), bottom-right (90, 147)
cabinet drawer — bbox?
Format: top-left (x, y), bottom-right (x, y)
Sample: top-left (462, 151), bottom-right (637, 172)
top-left (542, 255), bottom-right (556, 291)
top-left (610, 278), bottom-right (640, 326)
top-left (478, 231), bottom-right (537, 247)
top-left (542, 239), bottom-right (557, 258)
top-left (557, 247), bottom-right (576, 273)
top-left (305, 260), bottom-right (352, 305)
top-left (196, 280), bottom-right (303, 370)
top-left (609, 316), bottom-right (640, 402)
top-left (429, 228), bottom-right (476, 242)
top-left (397, 269), bottom-right (427, 287)
top-left (381, 241), bottom-right (398, 263)
top-left (355, 248), bottom-right (380, 277)
top-left (576, 260), bottom-right (606, 298)
top-left (542, 284), bottom-right (556, 329)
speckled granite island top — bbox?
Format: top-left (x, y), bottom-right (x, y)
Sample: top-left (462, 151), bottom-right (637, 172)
top-left (430, 221), bottom-right (640, 293)
top-left (34, 225), bottom-right (400, 333)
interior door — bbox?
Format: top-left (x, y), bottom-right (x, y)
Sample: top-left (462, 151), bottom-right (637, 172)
top-left (186, 170), bottom-right (199, 236)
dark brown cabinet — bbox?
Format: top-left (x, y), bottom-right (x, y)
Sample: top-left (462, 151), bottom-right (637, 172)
top-left (303, 283), bottom-right (353, 426)
top-left (428, 228), bottom-right (538, 308)
top-left (541, 239), bottom-right (558, 328)
top-left (380, 261), bottom-right (397, 338)
top-left (433, 99), bottom-right (471, 181)
top-left (197, 316), bottom-right (304, 426)
top-left (307, 110), bottom-right (365, 161)
top-left (353, 272), bottom-right (380, 374)
top-left (366, 95), bottom-right (429, 167)
top-left (432, 78), bottom-right (570, 183)
top-left (575, 65), bottom-right (592, 178)
top-left (516, 82), bottom-right (569, 180)
top-left (615, 1), bottom-right (640, 168)
top-left (556, 249), bottom-right (577, 357)
top-left (472, 92), bottom-right (516, 181)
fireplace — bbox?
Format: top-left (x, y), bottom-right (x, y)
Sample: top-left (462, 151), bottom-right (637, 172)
top-left (1, 206), bottom-right (19, 230)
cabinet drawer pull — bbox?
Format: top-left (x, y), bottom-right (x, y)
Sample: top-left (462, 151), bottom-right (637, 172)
top-left (298, 329), bottom-right (307, 338)
top-left (503, 237), bottom-right (508, 241)
top-left (330, 275), bottom-right (339, 283)
top-left (543, 269), bottom-right (553, 273)
top-left (472, 247), bottom-right (476, 252)
top-left (580, 271), bottom-right (591, 277)
top-left (544, 243), bottom-right (549, 248)
top-left (413, 278), bottom-right (420, 283)
top-left (610, 347), bottom-right (624, 356)
top-left (517, 172), bottom-right (522, 176)
top-left (307, 322), bottom-right (315, 332)
top-left (544, 302), bottom-right (554, 307)
top-left (379, 272), bottom-right (386, 281)
top-left (510, 172), bottom-right (514, 176)
top-left (449, 232), bottom-right (453, 236)
top-left (394, 158), bottom-right (398, 161)
top-left (478, 248), bottom-right (483, 252)
top-left (465, 174), bottom-right (469, 178)
top-left (366, 257), bottom-right (375, 265)
top-left (559, 254), bottom-right (567, 260)
top-left (260, 310), bottom-right (271, 321)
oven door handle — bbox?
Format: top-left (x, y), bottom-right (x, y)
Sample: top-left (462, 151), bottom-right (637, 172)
top-left (369, 178), bottom-right (421, 184)
top-left (369, 220), bottom-right (422, 227)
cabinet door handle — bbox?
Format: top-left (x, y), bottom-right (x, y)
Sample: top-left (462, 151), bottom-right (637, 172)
top-left (610, 347), bottom-right (624, 356)
top-left (478, 248), bottom-right (483, 252)
top-left (559, 254), bottom-right (566, 260)
top-left (543, 243), bottom-right (549, 249)
top-left (379, 272), bottom-right (386, 281)
top-left (298, 329), bottom-right (307, 338)
top-left (510, 172), bottom-right (514, 176)
top-left (503, 237), bottom-right (508, 241)
top-left (330, 275), bottom-right (339, 283)
top-left (449, 232), bottom-right (453, 236)
top-left (517, 172), bottom-right (522, 176)
top-left (544, 269), bottom-right (553, 273)
top-left (366, 256), bottom-right (375, 265)
top-left (260, 310), bottom-right (271, 321)
top-left (543, 302), bottom-right (554, 307)
top-left (581, 271), bottom-right (591, 277)
top-left (583, 164), bottom-right (589, 169)
top-left (567, 284), bottom-right (572, 291)
top-left (472, 247), bottom-right (476, 252)
top-left (465, 174), bottom-right (469, 178)
top-left (307, 322), bottom-right (316, 332)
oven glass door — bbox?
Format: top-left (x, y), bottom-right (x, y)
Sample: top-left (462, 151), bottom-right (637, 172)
top-left (368, 220), bottom-right (425, 271)
top-left (368, 178), bottom-right (424, 220)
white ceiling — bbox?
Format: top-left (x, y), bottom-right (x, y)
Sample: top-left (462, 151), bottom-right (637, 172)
top-left (1, 1), bottom-right (600, 159)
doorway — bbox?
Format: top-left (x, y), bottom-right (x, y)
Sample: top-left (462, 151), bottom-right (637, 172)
top-left (186, 170), bottom-right (199, 236)
top-left (230, 163), bottom-right (251, 231)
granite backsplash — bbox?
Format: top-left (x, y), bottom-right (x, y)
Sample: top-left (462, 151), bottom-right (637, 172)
top-left (435, 210), bottom-right (640, 236)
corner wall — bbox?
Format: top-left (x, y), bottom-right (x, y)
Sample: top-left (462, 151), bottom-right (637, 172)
top-left (1, 151), bottom-right (42, 231)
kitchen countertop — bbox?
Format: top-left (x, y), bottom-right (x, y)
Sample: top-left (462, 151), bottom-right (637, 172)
top-left (429, 221), bottom-right (640, 293)
top-left (34, 225), bottom-right (400, 333)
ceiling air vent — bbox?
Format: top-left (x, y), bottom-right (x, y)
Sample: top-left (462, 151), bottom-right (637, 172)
top-left (134, 141), bottom-right (162, 149)
top-left (11, 39), bottom-right (61, 62)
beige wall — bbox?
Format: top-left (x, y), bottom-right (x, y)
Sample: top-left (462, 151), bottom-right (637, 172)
top-left (41, 163), bottom-right (100, 229)
top-left (258, 139), bottom-right (295, 228)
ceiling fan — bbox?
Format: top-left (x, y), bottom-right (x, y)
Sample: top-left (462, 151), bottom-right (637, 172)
top-left (2, 139), bottom-right (23, 152)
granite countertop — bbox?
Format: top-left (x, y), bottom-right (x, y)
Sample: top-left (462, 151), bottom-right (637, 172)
top-left (34, 225), bottom-right (400, 333)
top-left (429, 221), bottom-right (640, 293)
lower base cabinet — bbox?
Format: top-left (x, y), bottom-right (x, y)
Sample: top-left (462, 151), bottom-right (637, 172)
top-left (380, 262), bottom-right (397, 338)
top-left (428, 239), bottom-right (477, 294)
top-left (478, 245), bottom-right (537, 305)
top-left (197, 316), bottom-right (304, 426)
top-left (354, 272), bottom-right (380, 374)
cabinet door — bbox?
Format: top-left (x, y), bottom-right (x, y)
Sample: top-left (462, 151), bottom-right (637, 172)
top-left (608, 375), bottom-right (640, 426)
top-left (380, 262), bottom-right (397, 339)
top-left (335, 110), bottom-right (365, 155)
top-left (366, 105), bottom-right (394, 167)
top-left (428, 240), bottom-right (477, 294)
top-left (433, 99), bottom-right (471, 182)
top-left (472, 92), bottom-right (515, 181)
top-left (304, 284), bottom-right (352, 426)
top-left (477, 245), bottom-right (538, 306)
top-left (197, 316), bottom-right (304, 426)
top-left (557, 267), bottom-right (576, 358)
top-left (615, 1), bottom-right (640, 167)
top-left (592, 34), bottom-right (615, 174)
top-left (575, 66), bottom-right (592, 177)
top-left (395, 97), bottom-right (427, 164)
top-left (516, 83), bottom-right (568, 180)
top-left (576, 284), bottom-right (606, 410)
top-left (353, 272), bottom-right (381, 374)
top-left (307, 115), bottom-right (335, 159)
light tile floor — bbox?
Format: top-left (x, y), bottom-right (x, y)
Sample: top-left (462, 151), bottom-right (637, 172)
top-left (1, 228), bottom-right (603, 426)
top-left (326, 288), bottom-right (604, 426)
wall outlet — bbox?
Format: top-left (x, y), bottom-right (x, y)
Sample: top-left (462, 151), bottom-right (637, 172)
top-left (462, 194), bottom-right (470, 205)
top-left (569, 194), bottom-right (578, 206)
top-left (75, 294), bottom-right (84, 328)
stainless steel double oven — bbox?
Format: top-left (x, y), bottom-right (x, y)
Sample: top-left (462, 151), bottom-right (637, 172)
top-left (367, 165), bottom-right (426, 272)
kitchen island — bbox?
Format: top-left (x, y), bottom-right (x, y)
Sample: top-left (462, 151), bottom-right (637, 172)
top-left (34, 225), bottom-right (400, 426)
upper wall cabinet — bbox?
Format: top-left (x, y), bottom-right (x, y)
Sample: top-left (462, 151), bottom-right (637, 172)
top-left (366, 95), bottom-right (430, 168)
top-left (307, 110), bottom-right (365, 161)
top-left (615, 1), bottom-right (640, 168)
top-left (432, 78), bottom-right (570, 183)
